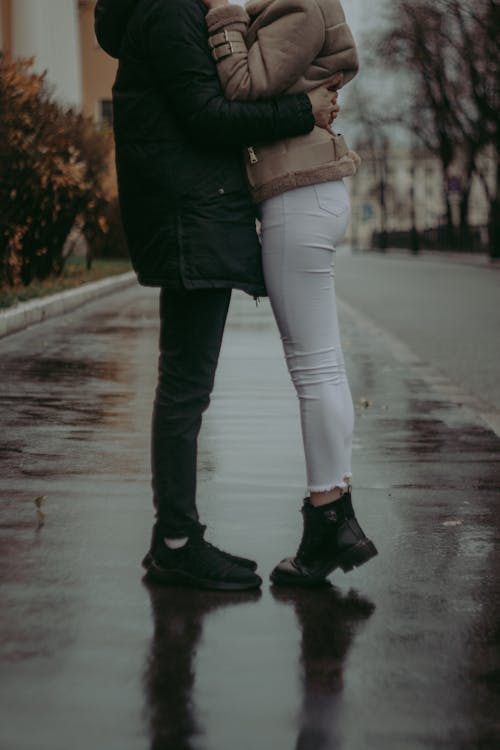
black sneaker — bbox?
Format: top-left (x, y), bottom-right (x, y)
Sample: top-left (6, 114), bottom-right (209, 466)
top-left (141, 524), bottom-right (257, 572)
top-left (271, 491), bottom-right (377, 587)
top-left (146, 529), bottom-right (262, 591)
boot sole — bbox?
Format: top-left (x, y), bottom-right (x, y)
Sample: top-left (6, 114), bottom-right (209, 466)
top-left (270, 539), bottom-right (378, 587)
top-left (338, 539), bottom-right (378, 573)
top-left (141, 551), bottom-right (258, 572)
top-left (146, 561), bottom-right (262, 591)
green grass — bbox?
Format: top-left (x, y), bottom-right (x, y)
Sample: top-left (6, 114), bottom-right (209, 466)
top-left (0, 257), bottom-right (132, 310)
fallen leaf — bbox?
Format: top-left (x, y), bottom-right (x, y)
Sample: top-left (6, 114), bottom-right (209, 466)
top-left (34, 495), bottom-right (46, 528)
top-left (34, 495), bottom-right (45, 509)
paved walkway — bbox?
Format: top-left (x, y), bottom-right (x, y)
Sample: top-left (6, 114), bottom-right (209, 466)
top-left (1, 284), bottom-right (499, 750)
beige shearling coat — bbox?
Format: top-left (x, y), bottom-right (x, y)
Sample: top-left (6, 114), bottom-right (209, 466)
top-left (206, 0), bottom-right (361, 203)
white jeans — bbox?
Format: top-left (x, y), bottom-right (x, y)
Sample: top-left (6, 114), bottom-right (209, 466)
top-left (260, 181), bottom-right (355, 492)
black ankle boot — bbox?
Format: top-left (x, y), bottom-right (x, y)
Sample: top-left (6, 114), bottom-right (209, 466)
top-left (270, 490), bottom-right (377, 587)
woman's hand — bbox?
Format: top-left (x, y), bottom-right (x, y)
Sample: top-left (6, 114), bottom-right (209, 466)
top-left (308, 86), bottom-right (340, 130)
top-left (329, 91), bottom-right (340, 124)
top-left (201, 0), bottom-right (229, 8)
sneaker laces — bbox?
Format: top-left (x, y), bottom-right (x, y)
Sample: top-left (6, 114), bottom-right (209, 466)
top-left (188, 537), bottom-right (244, 576)
top-left (206, 543), bottom-right (249, 567)
top-left (189, 526), bottom-right (252, 568)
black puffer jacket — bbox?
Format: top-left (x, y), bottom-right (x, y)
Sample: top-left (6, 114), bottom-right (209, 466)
top-left (95, 0), bottom-right (315, 294)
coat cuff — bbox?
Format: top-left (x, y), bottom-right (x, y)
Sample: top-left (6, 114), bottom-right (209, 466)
top-left (211, 38), bottom-right (248, 62)
top-left (347, 149), bottom-right (362, 169)
top-left (206, 4), bottom-right (249, 34)
top-left (294, 93), bottom-right (315, 133)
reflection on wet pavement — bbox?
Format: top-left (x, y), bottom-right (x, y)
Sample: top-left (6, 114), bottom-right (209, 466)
top-left (272, 586), bottom-right (375, 750)
top-left (144, 583), bottom-right (262, 750)
top-left (143, 582), bottom-right (374, 750)
top-left (0, 286), bottom-right (499, 749)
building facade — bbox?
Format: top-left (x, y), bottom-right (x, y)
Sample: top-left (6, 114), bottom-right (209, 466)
top-left (78, 0), bottom-right (117, 124)
top-left (346, 144), bottom-right (494, 249)
top-left (0, 0), bottom-right (116, 124)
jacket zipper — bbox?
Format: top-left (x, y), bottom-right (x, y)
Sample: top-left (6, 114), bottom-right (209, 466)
top-left (247, 146), bottom-right (258, 164)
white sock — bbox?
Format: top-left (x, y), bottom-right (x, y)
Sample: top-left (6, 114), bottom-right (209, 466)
top-left (164, 536), bottom-right (189, 550)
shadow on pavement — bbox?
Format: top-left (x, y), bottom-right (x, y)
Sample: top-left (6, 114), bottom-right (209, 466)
top-left (143, 582), bottom-right (261, 750)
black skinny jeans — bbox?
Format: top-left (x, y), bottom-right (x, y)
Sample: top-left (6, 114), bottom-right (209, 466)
top-left (151, 287), bottom-right (232, 538)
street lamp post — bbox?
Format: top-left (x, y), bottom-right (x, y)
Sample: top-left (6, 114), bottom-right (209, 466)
top-left (378, 139), bottom-right (388, 252)
top-left (409, 158), bottom-right (420, 255)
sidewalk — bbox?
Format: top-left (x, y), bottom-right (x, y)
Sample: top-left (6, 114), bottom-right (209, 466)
top-left (0, 271), bottom-right (136, 339)
top-left (0, 285), bottom-right (499, 750)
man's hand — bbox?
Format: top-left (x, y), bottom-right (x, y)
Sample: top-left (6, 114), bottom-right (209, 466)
top-left (308, 86), bottom-right (340, 130)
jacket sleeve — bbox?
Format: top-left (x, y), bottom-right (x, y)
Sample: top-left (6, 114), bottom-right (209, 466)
top-left (206, 0), bottom-right (358, 101)
top-left (144, 0), bottom-right (315, 146)
top-left (206, 0), bottom-right (324, 100)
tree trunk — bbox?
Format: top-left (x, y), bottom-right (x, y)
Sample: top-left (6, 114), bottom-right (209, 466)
top-left (459, 185), bottom-right (472, 250)
top-left (444, 195), bottom-right (456, 247)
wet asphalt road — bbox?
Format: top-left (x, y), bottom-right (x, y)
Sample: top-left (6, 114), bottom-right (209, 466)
top-left (335, 249), bottom-right (500, 421)
top-left (1, 280), bottom-right (500, 750)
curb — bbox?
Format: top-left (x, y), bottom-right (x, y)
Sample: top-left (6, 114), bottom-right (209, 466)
top-left (371, 247), bottom-right (500, 269)
top-left (0, 271), bottom-right (137, 340)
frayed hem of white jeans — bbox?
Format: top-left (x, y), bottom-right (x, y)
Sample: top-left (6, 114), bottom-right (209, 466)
top-left (309, 476), bottom-right (351, 494)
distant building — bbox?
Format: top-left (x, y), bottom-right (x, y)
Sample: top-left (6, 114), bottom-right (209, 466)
top-left (0, 0), bottom-right (116, 126)
top-left (346, 144), bottom-right (494, 249)
top-left (78, 0), bottom-right (117, 125)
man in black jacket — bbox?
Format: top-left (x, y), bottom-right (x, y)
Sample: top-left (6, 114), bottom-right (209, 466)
top-left (95, 0), bottom-right (338, 590)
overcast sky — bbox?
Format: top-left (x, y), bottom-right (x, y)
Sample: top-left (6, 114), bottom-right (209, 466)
top-left (344, 0), bottom-right (388, 39)
top-left (342, 0), bottom-right (409, 141)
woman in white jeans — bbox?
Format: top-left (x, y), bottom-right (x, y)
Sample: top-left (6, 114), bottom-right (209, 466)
top-left (203, 0), bottom-right (377, 585)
